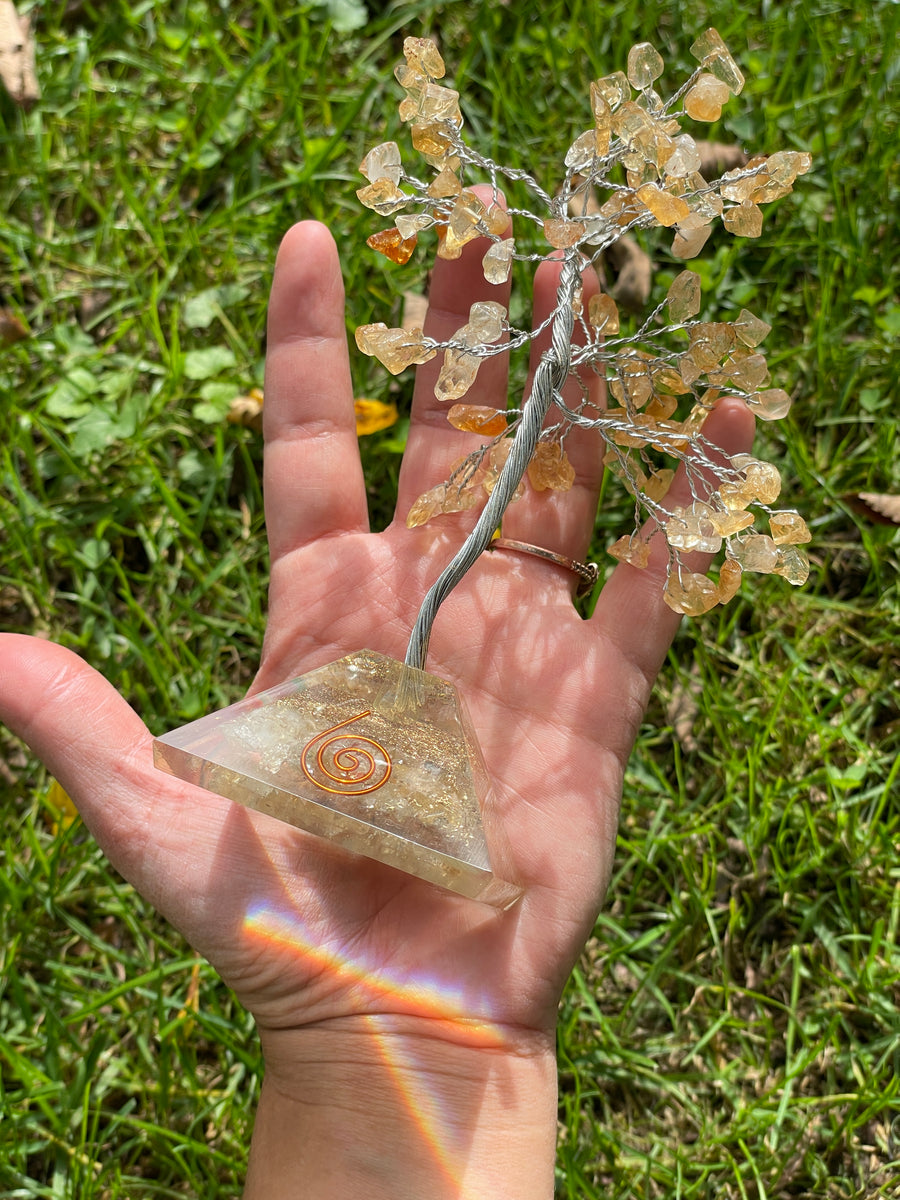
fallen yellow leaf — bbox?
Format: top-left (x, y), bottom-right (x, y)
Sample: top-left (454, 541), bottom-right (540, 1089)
top-left (177, 958), bottom-right (203, 1035)
top-left (227, 386), bottom-right (264, 430)
top-left (354, 397), bottom-right (398, 436)
top-left (45, 778), bottom-right (79, 834)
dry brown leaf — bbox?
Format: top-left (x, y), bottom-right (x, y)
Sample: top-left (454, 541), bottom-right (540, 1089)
top-left (605, 234), bottom-right (653, 310)
top-left (401, 290), bottom-right (428, 332)
top-left (696, 141), bottom-right (748, 178)
top-left (564, 175), bottom-right (651, 306)
top-left (0, 2), bottom-right (40, 107)
top-left (0, 307), bottom-right (28, 345)
top-left (847, 492), bottom-right (900, 525)
top-left (566, 175), bottom-right (602, 218)
top-left (79, 289), bottom-right (113, 330)
top-left (665, 665), bottom-right (702, 752)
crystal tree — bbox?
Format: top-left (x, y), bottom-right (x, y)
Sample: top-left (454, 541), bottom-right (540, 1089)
top-left (155, 33), bottom-right (812, 907)
top-left (356, 34), bottom-right (812, 654)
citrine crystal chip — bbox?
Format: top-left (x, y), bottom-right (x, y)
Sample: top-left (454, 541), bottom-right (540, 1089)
top-left (608, 533), bottom-right (651, 568)
top-left (749, 387), bottom-right (792, 421)
top-left (527, 441), bottom-right (575, 492)
top-left (729, 532), bottom-right (780, 573)
top-left (672, 216), bottom-right (714, 259)
top-left (690, 29), bottom-right (745, 96)
top-left (402, 36), bottom-right (446, 80)
top-left (716, 558), bottom-right (743, 603)
top-left (153, 651), bottom-right (522, 909)
top-left (406, 483), bottom-right (449, 527)
top-left (593, 70), bottom-right (630, 111)
top-left (627, 42), bottom-right (665, 90)
top-left (543, 217), bottom-right (585, 249)
top-left (724, 201), bottom-right (764, 237)
top-left (588, 293), bottom-right (620, 334)
top-left (366, 228), bottom-right (418, 265)
top-left (773, 544), bottom-right (810, 586)
top-left (356, 178), bottom-right (409, 215)
top-left (666, 269), bottom-right (702, 321)
top-left (355, 323), bottom-right (436, 374)
top-left (637, 183), bottom-right (690, 227)
top-left (769, 510), bottom-right (811, 545)
top-left (446, 403), bottom-right (508, 436)
top-left (359, 141), bottom-right (402, 186)
top-left (664, 569), bottom-right (720, 615)
top-left (435, 350), bottom-right (480, 402)
top-left (684, 73), bottom-right (730, 122)
top-left (482, 237), bottom-right (514, 284)
top-left (734, 309), bottom-right (772, 348)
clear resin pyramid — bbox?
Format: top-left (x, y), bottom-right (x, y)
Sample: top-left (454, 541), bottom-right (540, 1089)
top-left (153, 650), bottom-right (521, 908)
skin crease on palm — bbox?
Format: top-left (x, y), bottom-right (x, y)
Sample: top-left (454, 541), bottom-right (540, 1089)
top-left (0, 203), bottom-right (754, 1076)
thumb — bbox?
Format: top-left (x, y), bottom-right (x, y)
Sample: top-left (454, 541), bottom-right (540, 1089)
top-left (0, 634), bottom-right (316, 943)
top-left (0, 633), bottom-right (155, 870)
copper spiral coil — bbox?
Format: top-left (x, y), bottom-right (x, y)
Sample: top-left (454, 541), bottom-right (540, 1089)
top-left (301, 711), bottom-right (392, 796)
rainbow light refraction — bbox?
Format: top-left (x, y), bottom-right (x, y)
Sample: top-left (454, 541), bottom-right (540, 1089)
top-left (243, 901), bottom-right (508, 1045)
top-left (243, 901), bottom-right (512, 1197)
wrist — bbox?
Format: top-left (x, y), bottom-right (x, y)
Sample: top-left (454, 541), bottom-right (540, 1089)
top-left (245, 1018), bottom-right (557, 1200)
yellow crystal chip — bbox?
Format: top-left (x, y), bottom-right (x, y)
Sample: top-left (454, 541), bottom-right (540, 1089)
top-left (359, 141), bottom-right (402, 185)
top-left (527, 441), bottom-right (575, 492)
top-left (627, 42), bottom-right (665, 90)
top-left (355, 323), bottom-right (436, 374)
top-left (664, 569), bottom-right (720, 615)
top-left (403, 36), bottom-right (446, 80)
top-left (588, 293), bottom-right (620, 334)
top-left (667, 270), bottom-right (702, 321)
top-left (684, 73), bottom-right (731, 122)
top-left (637, 183), bottom-right (691, 227)
top-left (446, 404), bottom-right (509, 436)
top-left (482, 238), bottom-right (514, 285)
top-left (690, 28), bottom-right (745, 96)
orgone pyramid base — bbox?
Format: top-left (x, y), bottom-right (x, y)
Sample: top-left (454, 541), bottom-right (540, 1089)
top-left (152, 650), bottom-right (521, 909)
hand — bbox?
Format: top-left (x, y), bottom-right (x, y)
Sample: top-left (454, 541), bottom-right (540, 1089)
top-left (0, 215), bottom-right (753, 1198)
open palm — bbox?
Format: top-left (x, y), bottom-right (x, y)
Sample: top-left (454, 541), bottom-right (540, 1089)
top-left (0, 218), bottom-right (753, 1061)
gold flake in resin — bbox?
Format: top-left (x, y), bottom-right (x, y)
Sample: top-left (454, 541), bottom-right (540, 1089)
top-left (154, 651), bottom-right (521, 908)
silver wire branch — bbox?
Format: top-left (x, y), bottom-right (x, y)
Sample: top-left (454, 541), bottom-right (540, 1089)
top-left (404, 256), bottom-right (579, 671)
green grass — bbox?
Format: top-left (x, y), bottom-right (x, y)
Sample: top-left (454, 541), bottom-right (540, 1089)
top-left (2, 0), bottom-right (899, 1195)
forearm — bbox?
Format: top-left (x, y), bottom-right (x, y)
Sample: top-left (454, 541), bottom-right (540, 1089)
top-left (244, 1022), bottom-right (558, 1200)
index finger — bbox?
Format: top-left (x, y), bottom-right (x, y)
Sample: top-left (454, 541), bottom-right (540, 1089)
top-left (395, 188), bottom-right (513, 517)
top-left (263, 222), bottom-right (370, 564)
